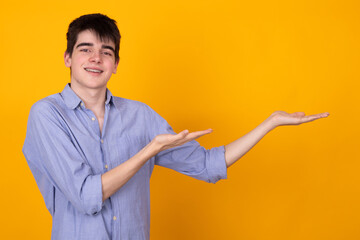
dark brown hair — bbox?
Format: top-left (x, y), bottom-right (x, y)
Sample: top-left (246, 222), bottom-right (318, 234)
top-left (66, 13), bottom-right (121, 63)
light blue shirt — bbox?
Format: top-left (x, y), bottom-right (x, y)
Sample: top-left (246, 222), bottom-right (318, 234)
top-left (22, 83), bottom-right (227, 240)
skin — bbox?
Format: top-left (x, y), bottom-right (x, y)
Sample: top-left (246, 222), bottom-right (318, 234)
top-left (64, 29), bottom-right (119, 135)
top-left (64, 30), bottom-right (330, 202)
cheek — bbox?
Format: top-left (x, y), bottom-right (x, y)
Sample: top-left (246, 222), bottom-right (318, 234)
top-left (71, 57), bottom-right (86, 69)
top-left (105, 62), bottom-right (117, 72)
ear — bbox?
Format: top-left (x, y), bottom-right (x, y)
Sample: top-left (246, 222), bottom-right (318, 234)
top-left (112, 58), bottom-right (120, 74)
top-left (64, 52), bottom-right (72, 68)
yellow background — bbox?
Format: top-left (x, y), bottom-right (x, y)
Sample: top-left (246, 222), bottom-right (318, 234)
top-left (1, 0), bottom-right (359, 239)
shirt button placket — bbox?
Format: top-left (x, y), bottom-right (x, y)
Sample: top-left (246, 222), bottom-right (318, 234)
top-left (101, 139), bottom-right (108, 171)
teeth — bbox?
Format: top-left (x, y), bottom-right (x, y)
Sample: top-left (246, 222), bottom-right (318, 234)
top-left (85, 68), bottom-right (102, 73)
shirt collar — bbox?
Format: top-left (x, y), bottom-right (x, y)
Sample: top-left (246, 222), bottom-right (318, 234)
top-left (61, 83), bottom-right (114, 109)
top-left (105, 88), bottom-right (114, 106)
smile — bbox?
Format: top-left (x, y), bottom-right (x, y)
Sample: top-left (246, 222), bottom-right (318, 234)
top-left (84, 68), bottom-right (103, 73)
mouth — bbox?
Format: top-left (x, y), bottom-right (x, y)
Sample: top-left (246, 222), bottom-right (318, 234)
top-left (84, 68), bottom-right (104, 73)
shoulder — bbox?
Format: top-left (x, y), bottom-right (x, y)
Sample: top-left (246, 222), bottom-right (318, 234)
top-left (28, 94), bottom-right (65, 122)
top-left (112, 96), bottom-right (154, 114)
top-left (111, 96), bottom-right (165, 125)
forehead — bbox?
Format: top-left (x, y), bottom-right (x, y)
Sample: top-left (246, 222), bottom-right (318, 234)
top-left (75, 29), bottom-right (115, 47)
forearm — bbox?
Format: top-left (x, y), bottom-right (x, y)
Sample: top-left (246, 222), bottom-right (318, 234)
top-left (101, 140), bottom-right (159, 202)
top-left (225, 116), bottom-right (276, 168)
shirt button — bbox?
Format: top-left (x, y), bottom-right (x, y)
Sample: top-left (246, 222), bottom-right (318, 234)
top-left (101, 139), bottom-right (104, 143)
top-left (81, 103), bottom-right (84, 106)
top-left (105, 164), bottom-right (108, 169)
top-left (113, 216), bottom-right (117, 221)
top-left (91, 117), bottom-right (95, 121)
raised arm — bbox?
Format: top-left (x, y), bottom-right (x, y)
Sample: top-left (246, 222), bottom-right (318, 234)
top-left (224, 111), bottom-right (330, 168)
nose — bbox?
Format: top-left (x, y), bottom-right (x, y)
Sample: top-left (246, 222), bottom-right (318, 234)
top-left (89, 51), bottom-right (102, 63)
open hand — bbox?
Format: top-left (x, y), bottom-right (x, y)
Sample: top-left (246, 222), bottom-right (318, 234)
top-left (152, 128), bottom-right (213, 152)
top-left (269, 111), bottom-right (330, 127)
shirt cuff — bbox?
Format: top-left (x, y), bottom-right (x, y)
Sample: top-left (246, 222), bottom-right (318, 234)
top-left (83, 174), bottom-right (104, 215)
top-left (207, 145), bottom-right (228, 183)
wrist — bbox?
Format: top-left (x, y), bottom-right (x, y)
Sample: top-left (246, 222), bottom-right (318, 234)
top-left (263, 115), bottom-right (278, 131)
top-left (147, 139), bottom-right (162, 156)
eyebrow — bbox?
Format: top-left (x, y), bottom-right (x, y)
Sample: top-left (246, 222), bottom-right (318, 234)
top-left (75, 42), bottom-right (115, 54)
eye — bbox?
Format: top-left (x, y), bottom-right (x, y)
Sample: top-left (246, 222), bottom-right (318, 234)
top-left (103, 51), bottom-right (112, 56)
top-left (80, 48), bottom-right (89, 52)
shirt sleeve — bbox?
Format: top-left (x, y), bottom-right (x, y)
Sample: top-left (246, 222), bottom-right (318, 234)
top-left (146, 105), bottom-right (227, 183)
top-left (22, 100), bottom-right (103, 216)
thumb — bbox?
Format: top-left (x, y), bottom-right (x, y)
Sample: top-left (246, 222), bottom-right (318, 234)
top-left (179, 129), bottom-right (189, 137)
top-left (291, 112), bottom-right (305, 117)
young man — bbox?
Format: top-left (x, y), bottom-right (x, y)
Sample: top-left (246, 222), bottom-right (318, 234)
top-left (22, 13), bottom-right (329, 240)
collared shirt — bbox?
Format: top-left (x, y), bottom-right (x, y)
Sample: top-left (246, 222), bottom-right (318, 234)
top-left (22, 83), bottom-right (227, 240)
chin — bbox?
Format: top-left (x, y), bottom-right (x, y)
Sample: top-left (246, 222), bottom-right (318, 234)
top-left (81, 80), bottom-right (108, 90)
top-left (87, 83), bottom-right (107, 90)
top-left (71, 75), bottom-right (110, 90)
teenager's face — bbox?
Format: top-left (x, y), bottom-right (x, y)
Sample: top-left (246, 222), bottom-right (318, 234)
top-left (64, 30), bottom-right (118, 90)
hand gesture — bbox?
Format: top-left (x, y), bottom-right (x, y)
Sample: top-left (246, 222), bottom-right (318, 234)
top-left (152, 129), bottom-right (213, 153)
top-left (269, 111), bottom-right (330, 127)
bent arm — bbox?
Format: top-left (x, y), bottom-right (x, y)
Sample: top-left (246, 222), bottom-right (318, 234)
top-left (23, 102), bottom-right (104, 215)
top-left (101, 128), bottom-right (217, 200)
top-left (101, 140), bottom-right (158, 201)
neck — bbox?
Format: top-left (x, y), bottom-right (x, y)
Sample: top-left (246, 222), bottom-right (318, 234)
top-left (69, 82), bottom-right (106, 118)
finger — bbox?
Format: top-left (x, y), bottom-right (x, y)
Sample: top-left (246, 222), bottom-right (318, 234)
top-left (320, 112), bottom-right (330, 117)
top-left (311, 112), bottom-right (330, 119)
top-left (176, 129), bottom-right (189, 139)
top-left (180, 129), bottom-right (189, 135)
top-left (292, 112), bottom-right (305, 118)
top-left (300, 112), bottom-right (330, 123)
top-left (186, 129), bottom-right (213, 140)
top-left (165, 130), bottom-right (188, 142)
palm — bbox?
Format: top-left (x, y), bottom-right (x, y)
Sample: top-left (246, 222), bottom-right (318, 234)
top-left (154, 129), bottom-right (213, 152)
top-left (271, 111), bottom-right (329, 127)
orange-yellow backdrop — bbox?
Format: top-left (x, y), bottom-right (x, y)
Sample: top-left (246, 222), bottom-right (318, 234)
top-left (1, 0), bottom-right (359, 239)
